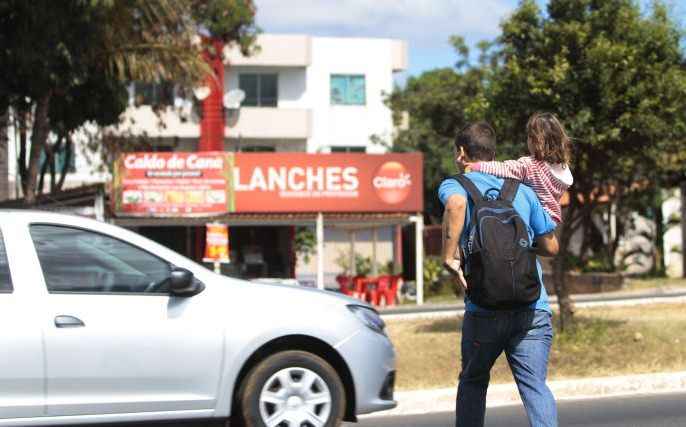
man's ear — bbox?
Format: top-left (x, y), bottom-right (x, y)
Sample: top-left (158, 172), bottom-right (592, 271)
top-left (455, 146), bottom-right (469, 171)
top-left (458, 147), bottom-right (467, 162)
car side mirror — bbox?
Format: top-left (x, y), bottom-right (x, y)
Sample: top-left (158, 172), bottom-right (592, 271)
top-left (169, 268), bottom-right (204, 297)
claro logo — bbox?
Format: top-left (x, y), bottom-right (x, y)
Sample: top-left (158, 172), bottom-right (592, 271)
top-left (373, 161), bottom-right (412, 204)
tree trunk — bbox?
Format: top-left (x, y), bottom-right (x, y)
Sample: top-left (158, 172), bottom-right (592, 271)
top-left (552, 251), bottom-right (574, 331)
top-left (23, 94), bottom-right (51, 205)
top-left (37, 154), bottom-right (48, 196)
top-left (56, 134), bottom-right (72, 191)
top-left (653, 200), bottom-right (665, 275)
top-left (17, 112), bottom-right (28, 195)
top-left (0, 110), bottom-right (8, 201)
top-left (49, 150), bottom-right (56, 193)
top-left (553, 217), bottom-right (576, 332)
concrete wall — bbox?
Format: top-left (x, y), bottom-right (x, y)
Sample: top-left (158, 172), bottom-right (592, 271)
top-left (224, 34), bottom-right (312, 67)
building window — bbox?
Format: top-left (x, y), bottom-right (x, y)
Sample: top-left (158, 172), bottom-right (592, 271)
top-left (239, 74), bottom-right (278, 107)
top-left (133, 81), bottom-right (174, 107)
top-left (330, 75), bottom-right (366, 105)
top-left (331, 146), bottom-right (366, 153)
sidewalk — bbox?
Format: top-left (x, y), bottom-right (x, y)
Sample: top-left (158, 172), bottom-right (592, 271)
top-left (366, 371), bottom-right (686, 418)
top-left (380, 285), bottom-right (686, 320)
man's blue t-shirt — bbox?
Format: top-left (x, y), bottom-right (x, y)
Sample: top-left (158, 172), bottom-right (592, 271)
top-left (438, 172), bottom-right (556, 313)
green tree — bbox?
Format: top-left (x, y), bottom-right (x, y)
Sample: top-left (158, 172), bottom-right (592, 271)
top-left (490, 0), bottom-right (686, 329)
top-left (388, 37), bottom-right (490, 223)
top-left (0, 0), bottom-right (258, 203)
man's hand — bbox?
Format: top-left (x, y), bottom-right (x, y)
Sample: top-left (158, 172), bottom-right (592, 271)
top-left (534, 231), bottom-right (559, 257)
top-left (443, 258), bottom-right (468, 290)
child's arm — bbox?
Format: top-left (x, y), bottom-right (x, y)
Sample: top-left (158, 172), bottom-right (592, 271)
top-left (470, 157), bottom-right (531, 181)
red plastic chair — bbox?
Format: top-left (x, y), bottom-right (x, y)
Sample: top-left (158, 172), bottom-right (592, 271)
top-left (373, 275), bottom-right (392, 307)
top-left (379, 275), bottom-right (402, 307)
top-left (336, 275), bottom-right (353, 296)
top-left (365, 276), bottom-right (385, 306)
top-left (352, 275), bottom-right (367, 300)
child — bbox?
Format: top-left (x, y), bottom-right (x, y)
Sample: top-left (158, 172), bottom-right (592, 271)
top-left (468, 112), bottom-right (573, 223)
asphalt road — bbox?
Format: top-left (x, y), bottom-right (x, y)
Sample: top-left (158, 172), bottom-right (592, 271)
top-left (350, 392), bottom-right (686, 427)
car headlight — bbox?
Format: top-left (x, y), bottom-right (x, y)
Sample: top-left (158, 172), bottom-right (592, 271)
top-left (347, 305), bottom-right (386, 336)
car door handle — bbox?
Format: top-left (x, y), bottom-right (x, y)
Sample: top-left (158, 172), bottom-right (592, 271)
top-left (55, 315), bottom-right (85, 328)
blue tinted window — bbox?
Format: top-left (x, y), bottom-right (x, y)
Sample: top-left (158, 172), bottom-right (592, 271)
top-left (330, 75), bottom-right (366, 105)
top-left (30, 225), bottom-right (171, 294)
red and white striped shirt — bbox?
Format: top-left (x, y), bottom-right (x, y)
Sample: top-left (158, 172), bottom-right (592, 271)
top-left (471, 156), bottom-right (573, 224)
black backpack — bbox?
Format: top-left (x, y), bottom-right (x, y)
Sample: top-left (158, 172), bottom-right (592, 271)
top-left (452, 174), bottom-right (541, 310)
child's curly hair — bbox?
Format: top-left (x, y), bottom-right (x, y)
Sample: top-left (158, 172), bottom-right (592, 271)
top-left (526, 112), bottom-right (572, 165)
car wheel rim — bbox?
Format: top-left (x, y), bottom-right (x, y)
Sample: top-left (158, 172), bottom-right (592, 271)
top-left (259, 367), bottom-right (332, 427)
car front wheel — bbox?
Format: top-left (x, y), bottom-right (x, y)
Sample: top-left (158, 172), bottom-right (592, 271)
top-left (236, 350), bottom-right (346, 427)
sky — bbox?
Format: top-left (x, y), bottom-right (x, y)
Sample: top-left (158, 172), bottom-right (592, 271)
top-left (253, 0), bottom-right (685, 83)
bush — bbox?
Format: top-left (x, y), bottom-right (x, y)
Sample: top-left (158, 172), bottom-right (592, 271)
top-left (424, 256), bottom-right (463, 297)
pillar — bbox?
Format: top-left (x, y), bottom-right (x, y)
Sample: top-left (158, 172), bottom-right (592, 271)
top-left (413, 214), bottom-right (424, 305)
top-left (316, 213), bottom-right (325, 289)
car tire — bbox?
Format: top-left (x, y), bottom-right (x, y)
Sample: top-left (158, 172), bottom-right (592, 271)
top-left (235, 350), bottom-right (346, 427)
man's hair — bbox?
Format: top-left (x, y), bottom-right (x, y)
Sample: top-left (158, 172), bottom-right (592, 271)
top-left (454, 122), bottom-right (497, 161)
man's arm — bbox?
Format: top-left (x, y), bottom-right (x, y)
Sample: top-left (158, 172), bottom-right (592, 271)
top-left (442, 194), bottom-right (468, 289)
top-left (534, 231), bottom-right (559, 257)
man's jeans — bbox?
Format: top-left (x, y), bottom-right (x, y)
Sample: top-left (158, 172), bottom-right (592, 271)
top-left (456, 309), bottom-right (557, 427)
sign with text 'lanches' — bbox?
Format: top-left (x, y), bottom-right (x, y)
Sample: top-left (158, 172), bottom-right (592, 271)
top-left (113, 152), bottom-right (423, 217)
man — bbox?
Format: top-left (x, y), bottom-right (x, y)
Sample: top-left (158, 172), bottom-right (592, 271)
top-left (440, 122), bottom-right (560, 427)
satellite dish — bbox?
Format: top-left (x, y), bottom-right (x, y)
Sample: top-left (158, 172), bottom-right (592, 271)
top-left (223, 89), bottom-right (246, 109)
top-left (193, 85), bottom-right (211, 101)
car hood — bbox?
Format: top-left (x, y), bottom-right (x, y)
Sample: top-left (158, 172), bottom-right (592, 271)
top-left (202, 275), bottom-right (373, 311)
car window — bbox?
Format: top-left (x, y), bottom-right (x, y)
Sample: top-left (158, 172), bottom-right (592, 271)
top-left (0, 231), bottom-right (12, 292)
top-left (30, 225), bottom-right (171, 294)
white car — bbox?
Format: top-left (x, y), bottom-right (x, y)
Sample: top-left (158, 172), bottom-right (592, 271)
top-left (0, 211), bottom-right (396, 426)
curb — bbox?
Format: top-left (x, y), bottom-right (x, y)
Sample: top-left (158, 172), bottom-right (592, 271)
top-left (364, 371), bottom-right (686, 418)
top-left (381, 294), bottom-right (686, 321)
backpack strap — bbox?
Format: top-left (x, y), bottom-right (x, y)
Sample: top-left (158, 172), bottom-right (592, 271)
top-left (499, 179), bottom-right (521, 203)
top-left (452, 174), bottom-right (483, 203)
top-left (450, 174), bottom-right (481, 250)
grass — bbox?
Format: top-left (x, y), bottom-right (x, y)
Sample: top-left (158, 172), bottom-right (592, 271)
top-left (387, 303), bottom-right (686, 390)
top-left (623, 276), bottom-right (686, 292)
top-left (399, 276), bottom-right (686, 307)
